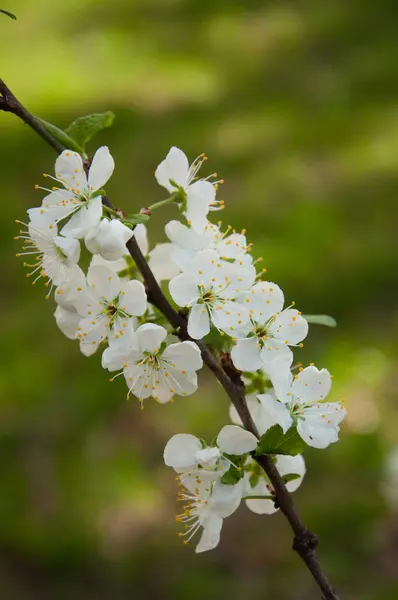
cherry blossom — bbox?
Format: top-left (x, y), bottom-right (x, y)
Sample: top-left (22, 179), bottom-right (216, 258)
top-left (30, 147), bottom-right (114, 237)
top-left (155, 147), bottom-right (223, 233)
top-left (72, 263), bottom-right (146, 356)
top-left (259, 365), bottom-right (346, 449)
top-left (15, 220), bottom-right (80, 294)
top-left (231, 282), bottom-right (308, 372)
top-left (169, 249), bottom-right (255, 339)
top-left (102, 323), bottom-right (203, 403)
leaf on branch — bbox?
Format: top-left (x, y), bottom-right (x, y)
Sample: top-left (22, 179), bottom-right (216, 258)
top-left (282, 473), bottom-right (301, 484)
top-left (65, 111), bottom-right (115, 150)
top-left (39, 119), bottom-right (84, 154)
top-left (0, 9), bottom-right (17, 19)
top-left (123, 213), bottom-right (151, 225)
top-left (256, 425), bottom-right (305, 457)
top-left (303, 314), bottom-right (337, 327)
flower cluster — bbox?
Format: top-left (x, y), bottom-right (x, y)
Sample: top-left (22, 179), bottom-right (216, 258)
top-left (16, 145), bottom-right (346, 552)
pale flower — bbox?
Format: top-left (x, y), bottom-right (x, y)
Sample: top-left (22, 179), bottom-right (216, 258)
top-left (175, 478), bottom-right (243, 553)
top-left (169, 249), bottom-right (255, 339)
top-left (16, 220), bottom-right (80, 294)
top-left (165, 219), bottom-right (253, 272)
top-left (258, 365), bottom-right (346, 449)
top-left (164, 426), bottom-right (257, 477)
top-left (155, 147), bottom-right (223, 233)
top-left (231, 282), bottom-right (308, 372)
top-left (72, 263), bottom-right (146, 356)
top-left (102, 323), bottom-right (203, 404)
top-left (85, 218), bottom-right (133, 261)
top-left (30, 147), bottom-right (114, 238)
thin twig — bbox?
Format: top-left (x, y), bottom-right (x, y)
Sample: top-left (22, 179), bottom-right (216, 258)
top-left (1, 78), bottom-right (340, 600)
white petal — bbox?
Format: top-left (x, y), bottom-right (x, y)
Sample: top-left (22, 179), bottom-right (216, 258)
top-left (291, 366), bottom-right (332, 404)
top-left (87, 146), bottom-right (115, 191)
top-left (162, 341), bottom-right (203, 371)
top-left (155, 147), bottom-right (189, 193)
top-left (165, 219), bottom-right (207, 251)
top-left (276, 454), bottom-right (306, 493)
top-left (54, 236), bottom-right (81, 266)
top-left (55, 265), bottom-right (86, 310)
top-left (209, 481), bottom-right (243, 518)
top-left (133, 224), bottom-right (149, 256)
top-left (163, 433), bottom-right (202, 471)
top-left (217, 425), bottom-right (258, 455)
top-left (136, 323), bottom-right (167, 353)
top-left (256, 394), bottom-right (293, 433)
top-left (269, 309), bottom-right (308, 345)
top-left (188, 304), bottom-right (210, 339)
top-left (55, 150), bottom-right (86, 190)
top-left (245, 479), bottom-right (277, 515)
top-left (169, 273), bottom-right (198, 307)
top-left (231, 337), bottom-right (263, 372)
top-left (120, 279), bottom-right (147, 316)
top-left (195, 514), bottom-right (223, 554)
top-left (54, 305), bottom-right (80, 339)
top-left (148, 243), bottom-right (180, 282)
top-left (87, 264), bottom-right (121, 300)
top-left (78, 316), bottom-right (108, 355)
top-left (61, 197), bottom-right (103, 239)
top-left (241, 282), bottom-right (284, 323)
top-left (297, 402), bottom-right (345, 449)
top-left (85, 219), bottom-right (132, 261)
top-left (184, 180), bottom-right (216, 233)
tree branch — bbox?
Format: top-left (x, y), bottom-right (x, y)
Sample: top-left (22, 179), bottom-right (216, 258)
top-left (1, 78), bottom-right (340, 600)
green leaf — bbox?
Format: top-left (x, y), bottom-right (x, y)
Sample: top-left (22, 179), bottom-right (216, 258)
top-left (256, 425), bottom-right (305, 457)
top-left (282, 473), bottom-right (301, 484)
top-left (123, 214), bottom-right (151, 225)
top-left (65, 111), bottom-right (115, 149)
top-left (39, 119), bottom-right (84, 154)
top-left (0, 9), bottom-right (16, 19)
top-left (220, 454), bottom-right (245, 485)
top-left (303, 314), bottom-right (337, 327)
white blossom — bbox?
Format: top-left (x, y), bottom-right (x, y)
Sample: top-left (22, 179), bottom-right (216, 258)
top-left (175, 478), bottom-right (243, 553)
top-left (155, 147), bottom-right (223, 233)
top-left (85, 218), bottom-right (133, 261)
top-left (102, 323), bottom-right (203, 404)
top-left (164, 426), bottom-right (257, 478)
top-left (244, 455), bottom-right (306, 515)
top-left (165, 219), bottom-right (253, 272)
top-left (72, 263), bottom-right (146, 356)
top-left (16, 220), bottom-right (80, 294)
top-left (258, 365), bottom-right (346, 449)
top-left (231, 282), bottom-right (308, 372)
top-left (29, 147), bottom-right (114, 238)
top-left (169, 249), bottom-right (255, 339)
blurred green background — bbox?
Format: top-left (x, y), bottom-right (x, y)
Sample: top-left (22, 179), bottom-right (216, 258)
top-left (1, 1), bottom-right (398, 598)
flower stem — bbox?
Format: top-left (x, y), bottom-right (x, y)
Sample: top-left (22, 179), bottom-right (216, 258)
top-left (148, 194), bottom-right (178, 212)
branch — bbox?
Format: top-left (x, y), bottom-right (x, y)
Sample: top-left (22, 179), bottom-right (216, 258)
top-left (1, 78), bottom-right (339, 600)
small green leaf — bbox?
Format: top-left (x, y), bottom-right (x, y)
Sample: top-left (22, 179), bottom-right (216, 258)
top-left (282, 473), bottom-right (301, 484)
top-left (123, 214), bottom-right (151, 225)
top-left (65, 111), bottom-right (115, 149)
top-left (0, 9), bottom-right (17, 19)
top-left (220, 454), bottom-right (245, 485)
top-left (303, 314), bottom-right (337, 327)
top-left (39, 119), bottom-right (84, 154)
top-left (256, 425), bottom-right (305, 457)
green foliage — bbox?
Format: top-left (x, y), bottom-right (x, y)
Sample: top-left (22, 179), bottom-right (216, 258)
top-left (256, 425), bottom-right (305, 457)
top-left (220, 455), bottom-right (245, 485)
top-left (282, 473), bottom-right (301, 484)
top-left (65, 111), bottom-right (115, 151)
top-left (0, 9), bottom-right (16, 19)
top-left (304, 314), bottom-right (337, 327)
top-left (39, 119), bottom-right (83, 154)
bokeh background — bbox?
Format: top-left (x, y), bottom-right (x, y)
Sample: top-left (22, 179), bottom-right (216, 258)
top-left (1, 1), bottom-right (398, 598)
